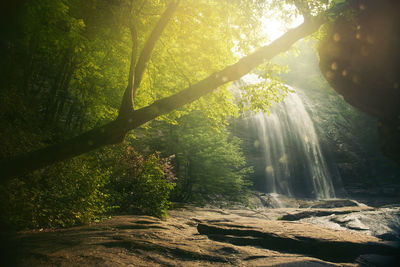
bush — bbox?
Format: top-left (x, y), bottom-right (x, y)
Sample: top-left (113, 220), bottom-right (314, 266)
top-left (108, 147), bottom-right (176, 218)
top-left (0, 145), bottom-right (176, 229)
top-left (134, 112), bottom-right (253, 205)
top-left (0, 156), bottom-right (110, 229)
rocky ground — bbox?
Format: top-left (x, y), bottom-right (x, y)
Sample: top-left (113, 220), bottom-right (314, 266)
top-left (2, 194), bottom-right (400, 266)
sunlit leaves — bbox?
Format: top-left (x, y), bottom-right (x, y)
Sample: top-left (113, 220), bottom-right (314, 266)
top-left (131, 0), bottom-right (267, 125)
top-left (238, 78), bottom-right (291, 113)
top-left (17, 0), bottom-right (328, 128)
top-left (235, 61), bottom-right (292, 113)
top-left (271, 0), bottom-right (331, 18)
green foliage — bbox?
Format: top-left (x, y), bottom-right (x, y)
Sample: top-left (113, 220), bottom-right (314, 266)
top-left (268, 0), bottom-right (331, 19)
top-left (132, 0), bottom-right (268, 125)
top-left (237, 79), bottom-right (292, 114)
top-left (0, 156), bottom-right (109, 229)
top-left (0, 0), bottom-right (274, 141)
top-left (236, 63), bottom-right (292, 114)
top-left (136, 111), bottom-right (253, 205)
top-left (108, 148), bottom-right (176, 218)
top-left (0, 0), bottom-right (336, 229)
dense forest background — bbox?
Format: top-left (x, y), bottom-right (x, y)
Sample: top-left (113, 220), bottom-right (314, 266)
top-left (1, 0), bottom-right (399, 230)
top-left (0, 0), bottom-right (262, 229)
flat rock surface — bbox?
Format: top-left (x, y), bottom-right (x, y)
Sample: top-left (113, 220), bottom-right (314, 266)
top-left (4, 204), bottom-right (400, 266)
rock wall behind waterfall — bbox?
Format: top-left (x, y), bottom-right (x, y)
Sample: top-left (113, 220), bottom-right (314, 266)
top-left (300, 82), bottom-right (400, 198)
top-left (231, 40), bottom-right (400, 199)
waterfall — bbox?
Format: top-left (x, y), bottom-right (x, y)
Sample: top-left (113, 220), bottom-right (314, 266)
top-left (252, 89), bottom-right (335, 199)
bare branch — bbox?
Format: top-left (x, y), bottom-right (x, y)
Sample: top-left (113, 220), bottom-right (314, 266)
top-left (132, 0), bottom-right (180, 99)
top-left (119, 23), bottom-right (139, 117)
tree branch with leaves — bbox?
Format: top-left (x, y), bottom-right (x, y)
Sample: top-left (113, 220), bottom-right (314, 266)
top-left (0, 0), bottom-right (349, 183)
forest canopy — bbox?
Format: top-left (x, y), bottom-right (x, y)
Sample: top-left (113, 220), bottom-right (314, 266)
top-left (0, 0), bottom-right (350, 228)
top-left (0, 0), bottom-right (348, 181)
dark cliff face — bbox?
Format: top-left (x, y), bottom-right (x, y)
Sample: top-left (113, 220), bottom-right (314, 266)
top-left (318, 0), bottom-right (400, 163)
top-left (300, 85), bottom-right (400, 198)
top-left (231, 35), bottom-right (400, 196)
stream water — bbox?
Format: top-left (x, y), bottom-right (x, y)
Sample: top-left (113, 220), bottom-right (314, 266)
top-left (252, 89), bottom-right (335, 199)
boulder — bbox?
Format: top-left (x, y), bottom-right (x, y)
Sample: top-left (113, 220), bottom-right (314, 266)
top-left (318, 0), bottom-right (400, 163)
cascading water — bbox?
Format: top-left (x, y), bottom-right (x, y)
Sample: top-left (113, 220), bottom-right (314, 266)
top-left (252, 89), bottom-right (335, 199)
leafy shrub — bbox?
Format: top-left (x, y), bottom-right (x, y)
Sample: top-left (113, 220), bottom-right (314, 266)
top-left (0, 156), bottom-right (110, 229)
top-left (134, 111), bottom-right (253, 205)
top-left (108, 147), bottom-right (176, 218)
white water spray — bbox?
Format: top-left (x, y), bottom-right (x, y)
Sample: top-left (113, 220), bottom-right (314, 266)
top-left (252, 89), bottom-right (335, 199)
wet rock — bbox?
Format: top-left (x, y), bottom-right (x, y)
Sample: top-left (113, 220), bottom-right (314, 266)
top-left (9, 205), bottom-right (400, 266)
top-left (250, 192), bottom-right (302, 208)
top-left (197, 221), bottom-right (399, 263)
top-left (310, 199), bottom-right (360, 209)
top-left (357, 254), bottom-right (400, 267)
top-left (301, 207), bottom-right (400, 242)
top-left (280, 209), bottom-right (354, 221)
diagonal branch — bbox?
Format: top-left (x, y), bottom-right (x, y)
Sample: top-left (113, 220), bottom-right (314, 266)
top-left (127, 16), bottom-right (326, 128)
top-left (0, 1), bottom-right (349, 184)
top-left (117, 0), bottom-right (351, 128)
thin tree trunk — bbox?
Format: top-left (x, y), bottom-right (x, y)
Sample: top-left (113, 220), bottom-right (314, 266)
top-left (65, 101), bottom-right (76, 128)
top-left (54, 60), bottom-right (76, 122)
top-left (44, 48), bottom-right (73, 122)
